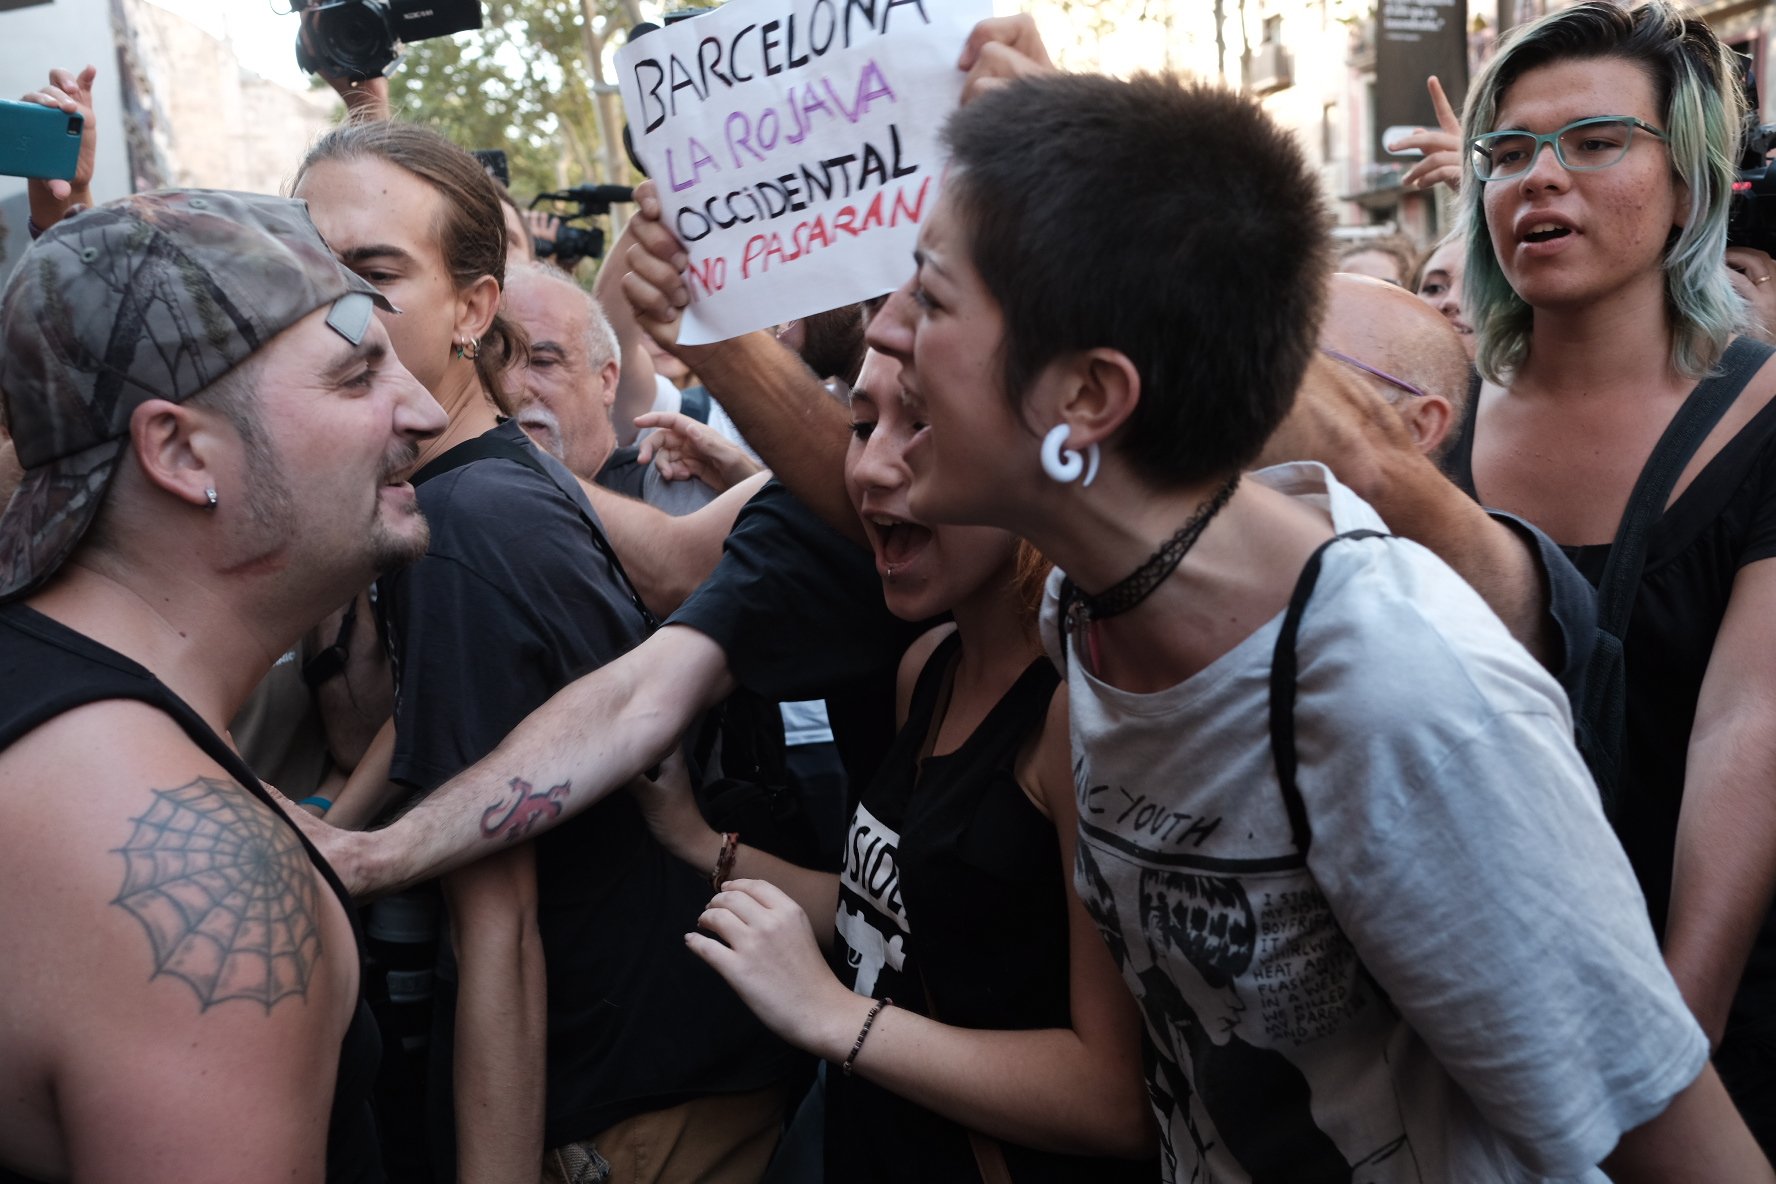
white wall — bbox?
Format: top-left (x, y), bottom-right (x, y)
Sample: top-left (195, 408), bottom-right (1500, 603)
top-left (0, 0), bottom-right (132, 278)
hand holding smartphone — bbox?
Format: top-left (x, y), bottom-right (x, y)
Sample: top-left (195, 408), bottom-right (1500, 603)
top-left (0, 98), bottom-right (83, 181)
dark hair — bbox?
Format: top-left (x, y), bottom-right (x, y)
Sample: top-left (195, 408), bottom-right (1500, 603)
top-left (799, 303), bottom-right (868, 387)
top-left (296, 121), bottom-right (527, 414)
top-left (943, 73), bottom-right (1329, 487)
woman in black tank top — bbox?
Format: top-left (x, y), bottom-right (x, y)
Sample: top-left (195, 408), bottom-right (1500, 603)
top-left (636, 350), bottom-right (1154, 1181)
top-left (1449, 3), bottom-right (1776, 1149)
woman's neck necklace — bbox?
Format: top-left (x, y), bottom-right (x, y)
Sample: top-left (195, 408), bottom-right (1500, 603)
top-left (1060, 473), bottom-right (1240, 632)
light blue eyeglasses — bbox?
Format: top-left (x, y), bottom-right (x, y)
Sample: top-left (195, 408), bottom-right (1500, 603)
top-left (1468, 116), bottom-right (1668, 182)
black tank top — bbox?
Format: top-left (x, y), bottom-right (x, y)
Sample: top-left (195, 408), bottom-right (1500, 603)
top-left (1444, 373), bottom-right (1776, 1038)
top-left (826, 632), bottom-right (1153, 1182)
top-left (0, 603), bottom-right (383, 1184)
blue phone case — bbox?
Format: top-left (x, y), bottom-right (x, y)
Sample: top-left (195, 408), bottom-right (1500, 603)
top-left (0, 98), bottom-right (83, 181)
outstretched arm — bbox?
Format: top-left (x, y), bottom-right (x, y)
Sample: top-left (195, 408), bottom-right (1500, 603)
top-left (323, 625), bottom-right (736, 897)
top-left (579, 470), bottom-right (770, 619)
top-left (1259, 357), bottom-right (1564, 672)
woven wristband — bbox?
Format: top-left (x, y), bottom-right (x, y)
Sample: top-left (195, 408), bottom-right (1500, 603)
top-left (710, 831), bottom-right (740, 891)
top-left (842, 998), bottom-right (892, 1076)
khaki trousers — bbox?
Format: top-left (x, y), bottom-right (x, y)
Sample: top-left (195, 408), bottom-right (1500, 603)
top-left (542, 1082), bottom-right (791, 1184)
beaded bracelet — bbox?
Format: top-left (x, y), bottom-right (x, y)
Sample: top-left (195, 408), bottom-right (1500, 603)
top-left (709, 831), bottom-right (740, 891)
top-left (842, 997), bottom-right (892, 1076)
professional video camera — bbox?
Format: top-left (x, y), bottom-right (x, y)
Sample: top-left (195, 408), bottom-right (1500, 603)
top-left (294, 0), bottom-right (482, 83)
top-left (529, 184), bottom-right (634, 265)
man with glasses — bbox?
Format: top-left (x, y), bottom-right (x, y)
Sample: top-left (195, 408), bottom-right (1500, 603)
top-left (1259, 273), bottom-right (1598, 700)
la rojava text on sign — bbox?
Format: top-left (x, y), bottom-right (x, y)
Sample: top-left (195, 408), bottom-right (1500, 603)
top-left (618, 0), bottom-right (990, 345)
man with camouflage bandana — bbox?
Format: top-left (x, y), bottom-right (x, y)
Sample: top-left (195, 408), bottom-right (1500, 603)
top-left (0, 190), bottom-right (444, 1183)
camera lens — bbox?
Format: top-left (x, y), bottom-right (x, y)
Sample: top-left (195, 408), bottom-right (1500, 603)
top-left (318, 0), bottom-right (395, 76)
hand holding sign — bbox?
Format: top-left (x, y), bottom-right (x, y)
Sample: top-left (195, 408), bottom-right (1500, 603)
top-left (621, 179), bottom-right (693, 354)
top-left (617, 0), bottom-right (992, 345)
top-left (1392, 76), bottom-right (1464, 192)
top-left (958, 14), bottom-right (1056, 105)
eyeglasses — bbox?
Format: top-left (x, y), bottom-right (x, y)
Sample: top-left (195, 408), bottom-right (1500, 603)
top-left (1319, 347), bottom-right (1427, 401)
top-left (1469, 116), bottom-right (1667, 182)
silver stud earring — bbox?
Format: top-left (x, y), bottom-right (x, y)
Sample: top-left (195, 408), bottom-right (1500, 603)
top-left (204, 488), bottom-right (218, 509)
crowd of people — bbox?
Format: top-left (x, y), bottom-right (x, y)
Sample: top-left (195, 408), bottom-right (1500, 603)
top-left (3, 1), bottom-right (1776, 1182)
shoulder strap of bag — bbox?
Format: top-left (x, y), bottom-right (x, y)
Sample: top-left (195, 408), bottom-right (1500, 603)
top-left (1594, 336), bottom-right (1772, 640)
top-left (1270, 529), bottom-right (1387, 853)
top-left (412, 433), bottom-right (659, 632)
top-left (1577, 336), bottom-right (1772, 813)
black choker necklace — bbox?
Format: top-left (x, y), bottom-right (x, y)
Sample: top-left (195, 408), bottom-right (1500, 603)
top-left (1061, 473), bottom-right (1241, 630)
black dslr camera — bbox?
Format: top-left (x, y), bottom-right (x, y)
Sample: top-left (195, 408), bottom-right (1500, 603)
top-left (529, 184), bottom-right (634, 266)
top-left (294, 0), bottom-right (483, 82)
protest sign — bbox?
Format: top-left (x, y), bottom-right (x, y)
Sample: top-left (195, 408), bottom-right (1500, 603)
top-left (617, 0), bottom-right (990, 345)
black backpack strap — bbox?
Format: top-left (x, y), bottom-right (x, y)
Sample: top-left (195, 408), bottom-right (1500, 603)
top-left (412, 432), bottom-right (659, 632)
top-left (1596, 336), bottom-right (1771, 637)
top-left (1270, 529), bottom-right (1387, 853)
top-left (1579, 336), bottom-right (1773, 810)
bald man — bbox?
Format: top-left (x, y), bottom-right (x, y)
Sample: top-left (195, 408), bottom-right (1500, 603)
top-left (1257, 273), bottom-right (1594, 695)
top-left (1317, 273), bottom-right (1472, 459)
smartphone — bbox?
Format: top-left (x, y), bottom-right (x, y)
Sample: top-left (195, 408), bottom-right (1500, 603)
top-left (1381, 125), bottom-right (1424, 157)
top-left (0, 98), bottom-right (83, 181)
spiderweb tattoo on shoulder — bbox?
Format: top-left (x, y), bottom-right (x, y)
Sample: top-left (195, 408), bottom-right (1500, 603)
top-left (111, 777), bottom-right (322, 1012)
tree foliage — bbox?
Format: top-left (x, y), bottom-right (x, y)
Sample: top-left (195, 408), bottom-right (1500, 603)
top-left (390, 0), bottom-right (722, 200)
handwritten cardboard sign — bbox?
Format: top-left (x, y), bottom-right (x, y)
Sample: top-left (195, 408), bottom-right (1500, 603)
top-left (617, 0), bottom-right (990, 345)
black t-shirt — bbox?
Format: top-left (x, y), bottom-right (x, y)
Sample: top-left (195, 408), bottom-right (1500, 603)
top-left (825, 632), bottom-right (1153, 1183)
top-left (669, 480), bottom-right (925, 788)
top-left (0, 603), bottom-right (383, 1184)
top-left (381, 422), bottom-right (794, 1146)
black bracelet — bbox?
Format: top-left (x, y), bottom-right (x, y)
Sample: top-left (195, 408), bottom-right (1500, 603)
top-left (842, 997), bottom-right (891, 1077)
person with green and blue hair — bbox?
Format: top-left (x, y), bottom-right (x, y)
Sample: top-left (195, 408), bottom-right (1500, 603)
top-left (1441, 0), bottom-right (1776, 1153)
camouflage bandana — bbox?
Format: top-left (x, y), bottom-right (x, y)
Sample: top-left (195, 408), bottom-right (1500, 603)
top-left (0, 189), bottom-right (393, 601)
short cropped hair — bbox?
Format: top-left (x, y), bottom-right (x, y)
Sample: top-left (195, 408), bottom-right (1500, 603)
top-left (943, 73), bottom-right (1329, 487)
top-left (1461, 0), bottom-right (1745, 383)
top-left (507, 262), bottom-right (619, 369)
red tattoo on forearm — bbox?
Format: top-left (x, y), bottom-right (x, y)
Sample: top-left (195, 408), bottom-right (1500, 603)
top-left (480, 776), bottom-right (571, 841)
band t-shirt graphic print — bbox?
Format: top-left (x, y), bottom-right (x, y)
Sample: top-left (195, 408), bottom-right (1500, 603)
top-left (1044, 463), bottom-right (1711, 1184)
top-left (835, 800), bottom-right (910, 1000)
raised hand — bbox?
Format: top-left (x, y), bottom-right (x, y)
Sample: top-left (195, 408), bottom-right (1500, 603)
top-left (958, 14), bottom-right (1056, 106)
top-left (1393, 76), bottom-right (1464, 192)
top-left (21, 65), bottom-right (97, 228)
top-left (619, 180), bottom-right (694, 354)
